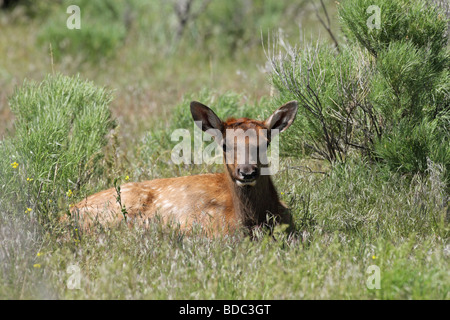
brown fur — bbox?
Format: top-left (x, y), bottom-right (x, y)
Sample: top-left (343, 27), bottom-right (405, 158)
top-left (70, 100), bottom-right (298, 235)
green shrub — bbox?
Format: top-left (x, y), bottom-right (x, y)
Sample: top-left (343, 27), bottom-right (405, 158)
top-left (270, 43), bottom-right (376, 161)
top-left (338, 0), bottom-right (448, 59)
top-left (269, 0), bottom-right (450, 185)
top-left (0, 74), bottom-right (115, 223)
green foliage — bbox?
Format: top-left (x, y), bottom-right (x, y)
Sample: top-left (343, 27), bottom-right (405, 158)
top-left (374, 116), bottom-right (450, 177)
top-left (270, 43), bottom-right (376, 161)
top-left (338, 0), bottom-right (448, 59)
top-left (34, 0), bottom-right (309, 62)
top-left (190, 0), bottom-right (297, 56)
top-left (37, 0), bottom-right (128, 62)
top-left (270, 0), bottom-right (450, 185)
top-left (0, 74), bottom-right (115, 222)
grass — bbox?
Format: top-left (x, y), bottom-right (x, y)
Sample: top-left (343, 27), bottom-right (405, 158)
top-left (0, 1), bottom-right (448, 300)
top-left (1, 156), bottom-right (448, 299)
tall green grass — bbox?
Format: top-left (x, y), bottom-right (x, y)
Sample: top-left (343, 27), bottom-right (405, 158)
top-left (1, 156), bottom-right (447, 299)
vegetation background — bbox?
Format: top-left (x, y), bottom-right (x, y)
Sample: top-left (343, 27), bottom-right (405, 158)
top-left (0, 0), bottom-right (448, 299)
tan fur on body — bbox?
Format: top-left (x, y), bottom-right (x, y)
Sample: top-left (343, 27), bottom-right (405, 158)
top-left (71, 100), bottom-right (298, 235)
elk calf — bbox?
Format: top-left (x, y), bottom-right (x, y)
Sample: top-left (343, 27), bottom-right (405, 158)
top-left (71, 101), bottom-right (298, 235)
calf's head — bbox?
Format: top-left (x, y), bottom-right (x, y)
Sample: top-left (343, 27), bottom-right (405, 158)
top-left (190, 100), bottom-right (298, 187)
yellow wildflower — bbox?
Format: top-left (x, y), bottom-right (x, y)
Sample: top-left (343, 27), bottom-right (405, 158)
top-left (66, 189), bottom-right (73, 197)
top-left (26, 208), bottom-right (32, 213)
top-left (372, 255), bottom-right (377, 260)
top-left (33, 264), bottom-right (41, 268)
top-left (37, 252), bottom-right (43, 257)
top-left (10, 162), bottom-right (18, 169)
top-left (26, 177), bottom-right (34, 182)
top-left (125, 175), bottom-right (130, 181)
